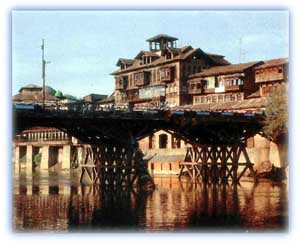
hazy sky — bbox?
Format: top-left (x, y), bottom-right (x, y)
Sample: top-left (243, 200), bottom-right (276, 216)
top-left (12, 10), bottom-right (289, 98)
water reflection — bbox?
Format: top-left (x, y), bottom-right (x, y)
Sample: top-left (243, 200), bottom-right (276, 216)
top-left (13, 172), bottom-right (288, 232)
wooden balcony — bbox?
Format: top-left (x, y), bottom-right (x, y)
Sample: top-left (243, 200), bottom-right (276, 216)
top-left (115, 77), bottom-right (128, 90)
top-left (134, 72), bottom-right (150, 86)
top-left (225, 85), bottom-right (243, 92)
top-left (188, 87), bottom-right (202, 94)
top-left (203, 88), bottom-right (215, 94)
top-left (160, 67), bottom-right (174, 83)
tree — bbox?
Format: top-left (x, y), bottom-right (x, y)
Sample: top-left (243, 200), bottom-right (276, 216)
top-left (263, 87), bottom-right (288, 143)
top-left (55, 90), bottom-right (63, 98)
top-left (64, 94), bottom-right (79, 101)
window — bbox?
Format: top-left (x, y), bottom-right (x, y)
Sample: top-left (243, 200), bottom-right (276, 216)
top-left (201, 97), bottom-right (206, 103)
top-left (207, 96), bottom-right (211, 103)
top-left (160, 68), bottom-right (171, 79)
top-left (230, 94), bottom-right (236, 101)
top-left (268, 86), bottom-right (273, 93)
top-left (212, 96), bottom-right (217, 103)
top-left (237, 94), bottom-right (242, 100)
top-left (262, 86), bottom-right (267, 95)
top-left (172, 135), bottom-right (181, 148)
top-left (278, 68), bottom-right (283, 73)
top-left (218, 95), bottom-right (223, 103)
top-left (202, 80), bottom-right (208, 89)
top-left (159, 134), bottom-right (168, 149)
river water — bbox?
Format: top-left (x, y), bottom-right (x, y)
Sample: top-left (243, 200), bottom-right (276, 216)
top-left (13, 171), bottom-right (288, 232)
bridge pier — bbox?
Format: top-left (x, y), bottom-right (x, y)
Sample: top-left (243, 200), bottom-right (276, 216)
top-left (14, 146), bottom-right (20, 173)
top-left (41, 145), bottom-right (49, 170)
top-left (179, 143), bottom-right (256, 184)
top-left (62, 145), bottom-right (71, 170)
top-left (26, 145), bottom-right (33, 173)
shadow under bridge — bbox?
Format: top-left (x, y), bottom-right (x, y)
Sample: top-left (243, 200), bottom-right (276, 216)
top-left (14, 109), bottom-right (265, 186)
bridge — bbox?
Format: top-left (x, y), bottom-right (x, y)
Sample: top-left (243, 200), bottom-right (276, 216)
top-left (14, 109), bottom-right (265, 188)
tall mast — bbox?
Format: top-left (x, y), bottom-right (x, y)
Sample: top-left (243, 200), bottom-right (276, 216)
top-left (41, 39), bottom-right (51, 109)
top-left (41, 39), bottom-right (46, 109)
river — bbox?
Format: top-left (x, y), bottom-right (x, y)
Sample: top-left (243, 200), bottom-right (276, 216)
top-left (13, 171), bottom-right (288, 232)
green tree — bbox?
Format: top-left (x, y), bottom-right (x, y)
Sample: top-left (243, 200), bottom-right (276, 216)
top-left (263, 87), bottom-right (288, 143)
top-left (64, 94), bottom-right (79, 101)
top-left (55, 90), bottom-right (63, 98)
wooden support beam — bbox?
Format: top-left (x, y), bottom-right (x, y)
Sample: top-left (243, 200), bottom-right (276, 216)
top-left (180, 142), bottom-right (256, 184)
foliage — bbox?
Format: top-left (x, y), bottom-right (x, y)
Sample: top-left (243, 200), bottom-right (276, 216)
top-left (64, 94), bottom-right (79, 101)
top-left (55, 90), bottom-right (63, 98)
top-left (263, 87), bottom-right (288, 143)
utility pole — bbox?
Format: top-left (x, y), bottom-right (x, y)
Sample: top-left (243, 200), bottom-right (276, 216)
top-left (41, 39), bottom-right (45, 109)
top-left (41, 39), bottom-right (50, 109)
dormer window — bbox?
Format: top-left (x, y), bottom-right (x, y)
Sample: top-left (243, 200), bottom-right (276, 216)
top-left (116, 58), bottom-right (134, 70)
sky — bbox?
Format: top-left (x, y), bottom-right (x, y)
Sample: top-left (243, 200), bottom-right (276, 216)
top-left (12, 10), bottom-right (289, 98)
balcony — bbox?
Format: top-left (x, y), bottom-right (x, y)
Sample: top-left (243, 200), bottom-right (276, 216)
top-left (160, 67), bottom-right (174, 83)
top-left (188, 87), bottom-right (202, 94)
top-left (225, 85), bottom-right (243, 92)
top-left (115, 77), bottom-right (128, 90)
top-left (203, 88), bottom-right (215, 94)
top-left (134, 72), bottom-right (150, 86)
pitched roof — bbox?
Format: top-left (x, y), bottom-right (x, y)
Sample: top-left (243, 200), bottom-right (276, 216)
top-left (13, 92), bottom-right (59, 102)
top-left (112, 47), bottom-right (231, 75)
top-left (206, 52), bottom-right (225, 57)
top-left (189, 61), bottom-right (263, 78)
top-left (116, 58), bottom-right (135, 67)
top-left (83, 94), bottom-right (107, 102)
top-left (207, 54), bottom-right (231, 65)
top-left (146, 34), bottom-right (178, 42)
top-left (135, 51), bottom-right (159, 59)
top-left (172, 97), bottom-right (267, 111)
top-left (97, 92), bottom-right (115, 104)
top-left (18, 84), bottom-right (42, 93)
top-left (254, 58), bottom-right (288, 70)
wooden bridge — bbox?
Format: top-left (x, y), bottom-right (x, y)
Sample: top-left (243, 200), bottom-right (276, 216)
top-left (14, 109), bottom-right (265, 187)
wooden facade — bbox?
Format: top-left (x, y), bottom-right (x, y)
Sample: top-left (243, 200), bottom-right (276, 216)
top-left (254, 58), bottom-right (288, 97)
top-left (112, 34), bottom-right (230, 108)
top-left (188, 61), bottom-right (263, 106)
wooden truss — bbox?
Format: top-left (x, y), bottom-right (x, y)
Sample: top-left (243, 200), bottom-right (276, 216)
top-left (79, 145), bottom-right (134, 188)
top-left (179, 144), bottom-right (256, 183)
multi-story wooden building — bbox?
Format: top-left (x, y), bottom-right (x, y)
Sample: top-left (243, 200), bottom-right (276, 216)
top-left (254, 58), bottom-right (288, 97)
top-left (112, 34), bottom-right (230, 109)
top-left (187, 61), bottom-right (263, 106)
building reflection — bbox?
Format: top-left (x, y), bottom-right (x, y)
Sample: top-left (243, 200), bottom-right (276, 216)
top-left (13, 173), bottom-right (287, 232)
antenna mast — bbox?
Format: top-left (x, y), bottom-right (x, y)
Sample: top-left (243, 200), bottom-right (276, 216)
top-left (41, 39), bottom-right (50, 109)
top-left (41, 39), bottom-right (46, 109)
